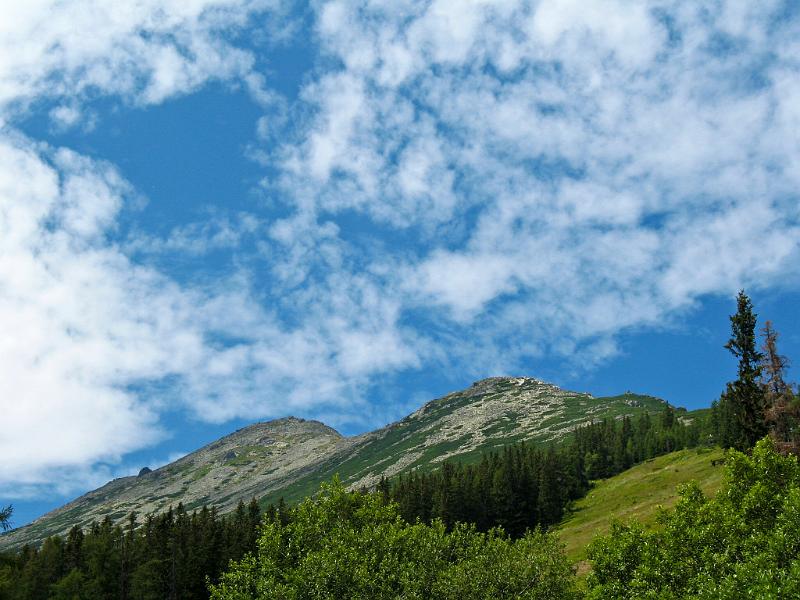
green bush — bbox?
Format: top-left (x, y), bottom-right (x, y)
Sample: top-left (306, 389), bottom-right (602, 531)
top-left (210, 478), bottom-right (578, 600)
top-left (586, 437), bottom-right (800, 599)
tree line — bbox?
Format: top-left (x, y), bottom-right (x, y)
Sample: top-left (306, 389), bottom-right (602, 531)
top-left (0, 500), bottom-right (269, 599)
top-left (383, 407), bottom-right (703, 538)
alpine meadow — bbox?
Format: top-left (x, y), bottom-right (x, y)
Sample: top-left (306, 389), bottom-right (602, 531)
top-left (1, 2), bottom-right (800, 599)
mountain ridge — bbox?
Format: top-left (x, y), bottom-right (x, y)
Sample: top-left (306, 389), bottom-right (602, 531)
top-left (1, 376), bottom-right (671, 550)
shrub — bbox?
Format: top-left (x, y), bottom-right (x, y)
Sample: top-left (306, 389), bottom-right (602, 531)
top-left (586, 437), bottom-right (800, 599)
top-left (210, 478), bottom-right (578, 600)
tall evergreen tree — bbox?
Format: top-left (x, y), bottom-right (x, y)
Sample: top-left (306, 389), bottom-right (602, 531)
top-left (536, 446), bottom-right (564, 526)
top-left (718, 290), bottom-right (767, 450)
top-left (0, 505), bottom-right (11, 531)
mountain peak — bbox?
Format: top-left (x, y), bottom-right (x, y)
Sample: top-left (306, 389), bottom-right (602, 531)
top-left (229, 416), bottom-right (342, 439)
top-left (466, 376), bottom-right (556, 394)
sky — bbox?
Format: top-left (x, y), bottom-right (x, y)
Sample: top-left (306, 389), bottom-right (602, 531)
top-left (1, 0), bottom-right (799, 528)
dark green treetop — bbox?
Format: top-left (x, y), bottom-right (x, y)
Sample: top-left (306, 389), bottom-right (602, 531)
top-left (0, 505), bottom-right (11, 532)
top-left (725, 290), bottom-right (763, 381)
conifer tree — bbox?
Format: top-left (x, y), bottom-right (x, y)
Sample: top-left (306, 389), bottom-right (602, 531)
top-left (760, 321), bottom-right (799, 453)
top-left (0, 504), bottom-right (11, 531)
top-left (64, 526), bottom-right (84, 574)
top-left (537, 446), bottom-right (564, 526)
top-left (718, 290), bottom-right (767, 450)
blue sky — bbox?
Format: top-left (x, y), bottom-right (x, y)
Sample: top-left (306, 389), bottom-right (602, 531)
top-left (1, 1), bottom-right (799, 528)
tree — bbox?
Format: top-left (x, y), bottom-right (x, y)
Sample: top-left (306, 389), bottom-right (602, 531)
top-left (49, 569), bottom-right (94, 600)
top-left (761, 321), bottom-right (799, 454)
top-left (718, 290), bottom-right (767, 450)
top-left (659, 404), bottom-right (676, 430)
top-left (761, 321), bottom-right (790, 396)
top-left (0, 505), bottom-right (11, 532)
top-left (537, 446), bottom-right (565, 526)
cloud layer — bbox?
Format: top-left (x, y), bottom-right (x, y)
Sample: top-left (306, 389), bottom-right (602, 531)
top-left (1, 0), bottom-right (800, 498)
top-left (272, 0), bottom-right (800, 355)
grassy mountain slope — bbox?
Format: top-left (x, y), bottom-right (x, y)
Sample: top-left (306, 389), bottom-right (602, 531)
top-left (1, 376), bottom-right (672, 550)
top-left (556, 446), bottom-right (726, 564)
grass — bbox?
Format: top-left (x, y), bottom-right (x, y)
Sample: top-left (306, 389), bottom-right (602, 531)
top-left (556, 446), bottom-right (726, 565)
top-left (225, 444), bottom-right (273, 467)
top-left (189, 464), bottom-right (213, 481)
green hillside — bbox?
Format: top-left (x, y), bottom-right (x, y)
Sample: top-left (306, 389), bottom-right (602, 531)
top-left (556, 446), bottom-right (725, 564)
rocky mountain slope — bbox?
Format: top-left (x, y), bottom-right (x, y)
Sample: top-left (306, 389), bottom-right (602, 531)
top-left (0, 418), bottom-right (344, 551)
top-left (262, 377), bottom-right (668, 504)
top-left (1, 377), bottom-right (669, 550)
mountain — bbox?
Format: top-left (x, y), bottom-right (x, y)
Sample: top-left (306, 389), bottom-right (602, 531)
top-left (0, 418), bottom-right (343, 552)
top-left (257, 377), bottom-right (670, 505)
top-left (0, 376), bottom-right (670, 550)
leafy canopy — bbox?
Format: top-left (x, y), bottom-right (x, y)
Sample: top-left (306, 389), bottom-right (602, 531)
top-left (586, 437), bottom-right (800, 599)
top-left (210, 477), bottom-right (579, 600)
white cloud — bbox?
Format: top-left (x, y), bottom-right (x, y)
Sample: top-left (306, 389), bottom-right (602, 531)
top-left (127, 213), bottom-right (263, 256)
top-left (530, 0), bottom-right (663, 67)
top-left (0, 0), bottom-right (281, 114)
top-left (0, 1), bottom-right (421, 498)
top-left (259, 0), bottom-right (800, 375)
top-left (0, 137), bottom-right (167, 491)
top-left (412, 251), bottom-right (517, 321)
top-left (48, 104), bottom-right (83, 131)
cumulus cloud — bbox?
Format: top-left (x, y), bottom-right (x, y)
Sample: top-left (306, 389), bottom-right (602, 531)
top-left (0, 0), bottom-right (285, 115)
top-left (0, 137), bottom-right (165, 491)
top-left (271, 0), bottom-right (800, 358)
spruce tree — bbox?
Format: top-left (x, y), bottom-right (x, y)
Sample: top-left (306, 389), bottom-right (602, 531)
top-left (537, 446), bottom-right (564, 526)
top-left (0, 504), bottom-right (11, 531)
top-left (719, 290), bottom-right (767, 450)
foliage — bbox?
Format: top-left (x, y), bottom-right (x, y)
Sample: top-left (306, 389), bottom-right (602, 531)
top-left (210, 478), bottom-right (579, 600)
top-left (586, 437), bottom-right (800, 599)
